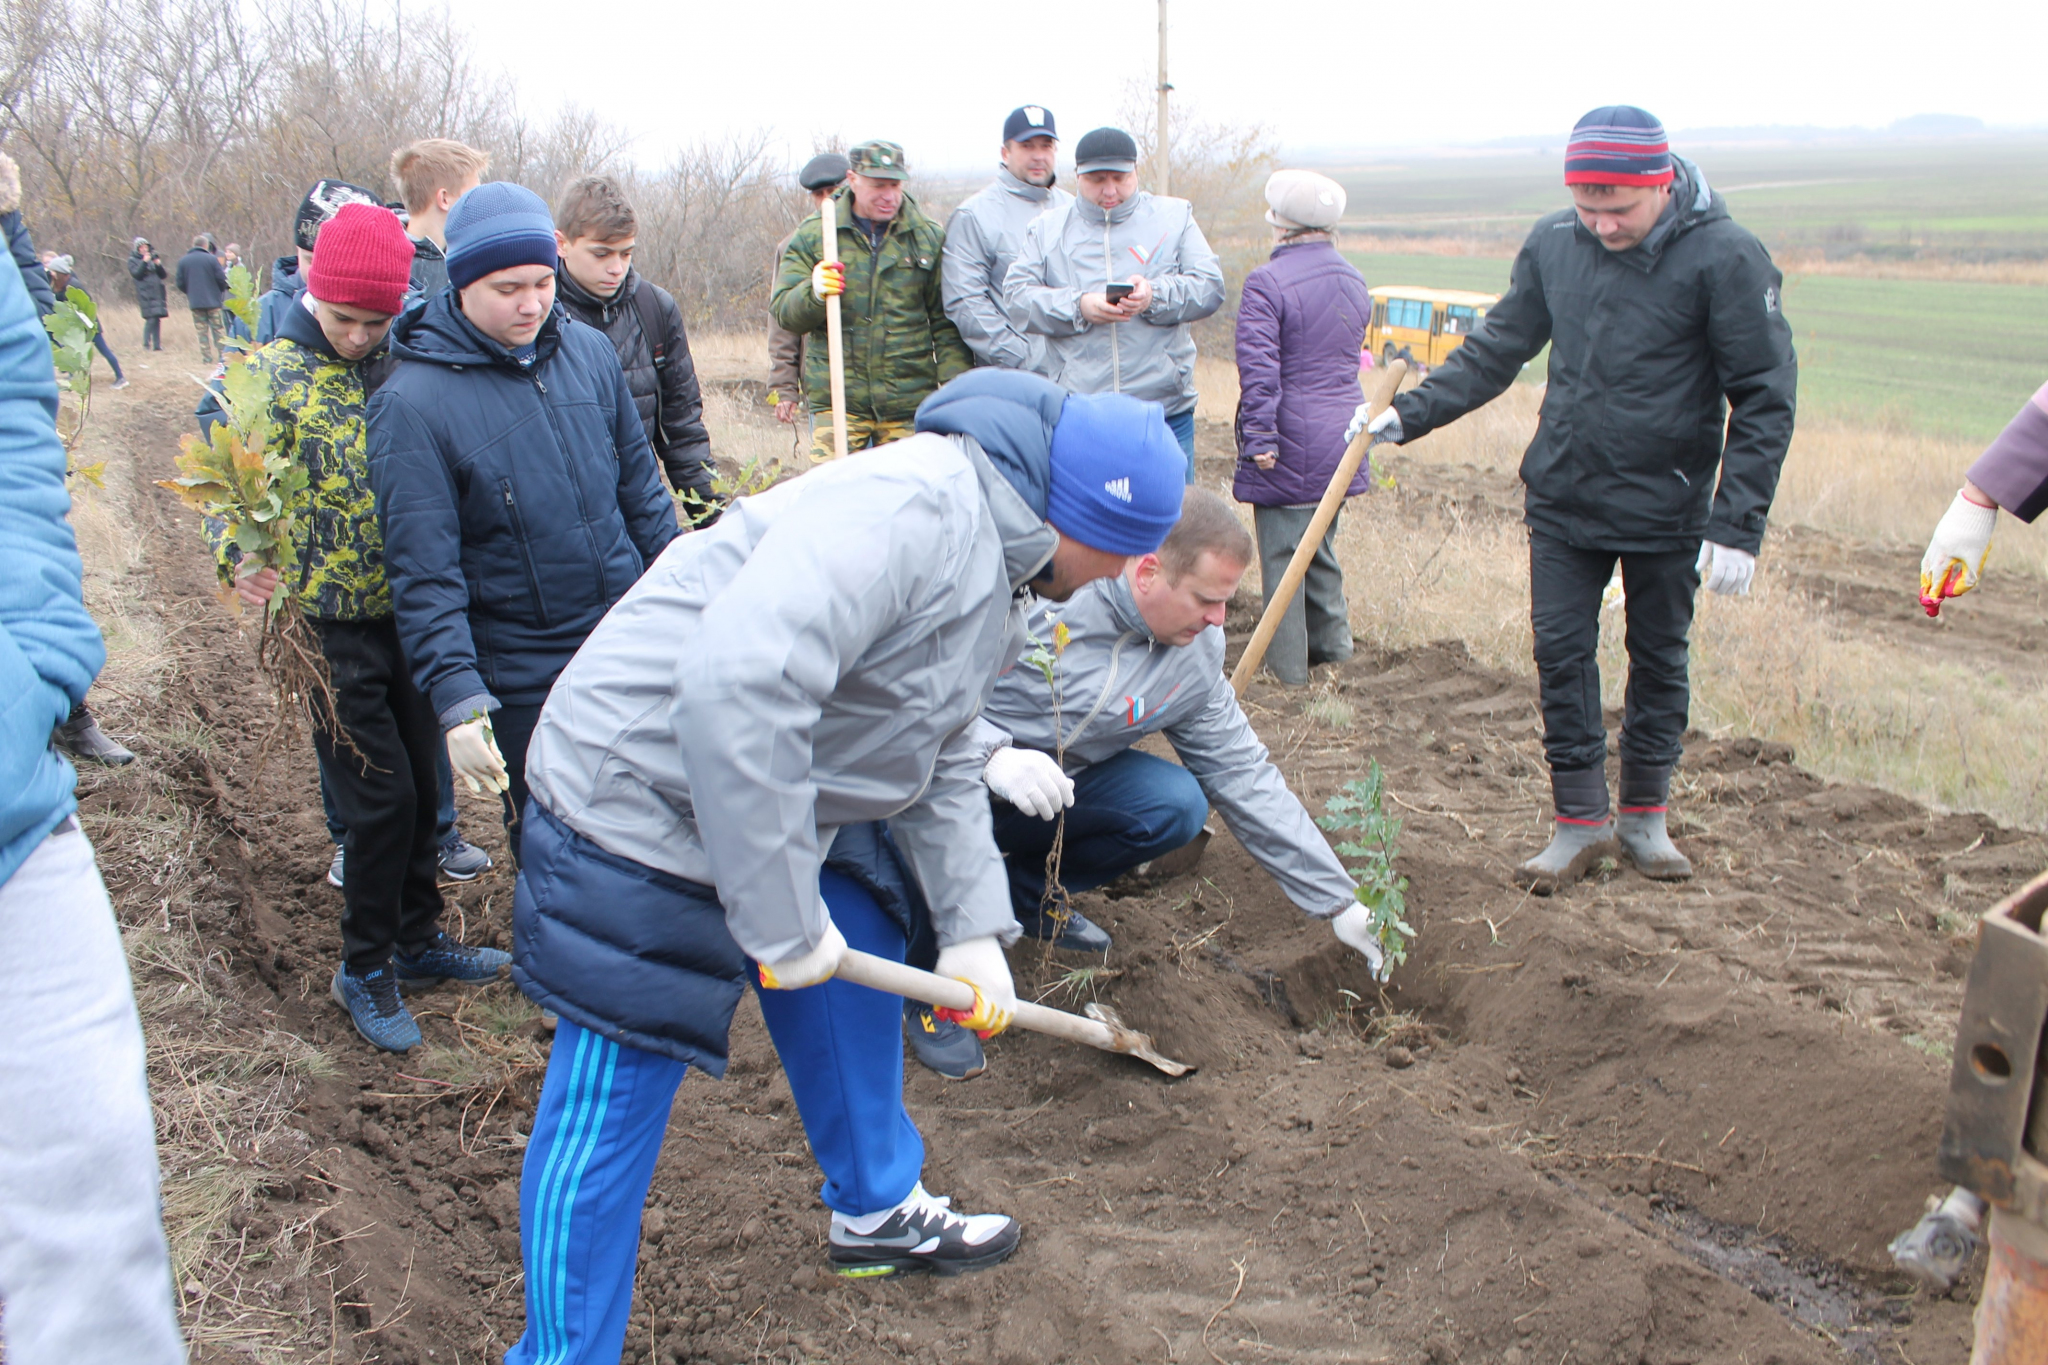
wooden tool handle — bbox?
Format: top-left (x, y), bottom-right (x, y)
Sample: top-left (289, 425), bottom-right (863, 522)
top-left (1230, 359), bottom-right (1409, 696)
top-left (819, 195), bottom-right (850, 463)
top-left (832, 948), bottom-right (1120, 1052)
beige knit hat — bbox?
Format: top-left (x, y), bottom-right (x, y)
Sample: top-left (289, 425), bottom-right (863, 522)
top-left (1264, 169), bottom-right (1346, 231)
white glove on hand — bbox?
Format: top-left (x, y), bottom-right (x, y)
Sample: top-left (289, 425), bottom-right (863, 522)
top-left (982, 746), bottom-right (1074, 821)
top-left (445, 717), bottom-right (509, 795)
top-left (933, 936), bottom-right (1016, 1036)
top-left (1331, 903), bottom-right (1392, 983)
top-left (1921, 491), bottom-right (1999, 606)
top-left (757, 918), bottom-right (847, 990)
top-left (1695, 541), bottom-right (1757, 596)
top-left (1344, 404), bottom-right (1403, 447)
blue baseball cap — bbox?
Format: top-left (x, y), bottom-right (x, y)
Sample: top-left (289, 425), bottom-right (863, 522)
top-left (1004, 105), bottom-right (1057, 144)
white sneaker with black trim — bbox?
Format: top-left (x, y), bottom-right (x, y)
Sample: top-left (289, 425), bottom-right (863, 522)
top-left (827, 1182), bottom-right (1019, 1278)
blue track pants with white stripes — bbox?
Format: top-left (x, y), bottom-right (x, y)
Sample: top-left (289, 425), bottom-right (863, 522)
top-left (505, 868), bottom-right (923, 1364)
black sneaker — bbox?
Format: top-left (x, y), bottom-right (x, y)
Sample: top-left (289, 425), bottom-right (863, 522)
top-left (828, 1183), bottom-right (1019, 1278)
top-left (1014, 905), bottom-right (1112, 953)
top-left (905, 1000), bottom-right (987, 1081)
top-left (392, 933), bottom-right (511, 984)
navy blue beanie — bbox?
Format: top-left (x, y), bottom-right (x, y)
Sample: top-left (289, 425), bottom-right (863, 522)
top-left (1047, 393), bottom-right (1184, 556)
top-left (444, 182), bottom-right (558, 290)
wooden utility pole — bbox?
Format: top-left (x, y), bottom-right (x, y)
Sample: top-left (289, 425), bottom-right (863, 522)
top-left (1156, 0), bottom-right (1171, 197)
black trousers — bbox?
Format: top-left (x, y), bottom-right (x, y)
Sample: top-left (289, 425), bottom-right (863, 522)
top-left (313, 618), bottom-right (445, 972)
top-left (141, 316), bottom-right (161, 349)
top-left (1528, 531), bottom-right (1698, 774)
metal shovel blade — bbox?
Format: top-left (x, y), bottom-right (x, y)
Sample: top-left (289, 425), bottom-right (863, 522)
top-left (1084, 1002), bottom-right (1195, 1076)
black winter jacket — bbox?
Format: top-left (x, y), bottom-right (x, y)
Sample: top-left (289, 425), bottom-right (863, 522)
top-left (174, 247), bottom-right (229, 309)
top-left (1392, 160), bottom-right (1797, 555)
top-left (408, 237), bottom-right (448, 300)
top-left (554, 268), bottom-right (716, 513)
top-left (367, 291), bottom-right (680, 725)
top-left (127, 250), bottom-right (169, 317)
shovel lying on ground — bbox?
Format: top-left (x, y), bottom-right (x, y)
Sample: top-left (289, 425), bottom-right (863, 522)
top-left (833, 948), bottom-right (1194, 1076)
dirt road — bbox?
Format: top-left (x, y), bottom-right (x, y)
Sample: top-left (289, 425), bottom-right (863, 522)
top-left (72, 335), bottom-right (2012, 1363)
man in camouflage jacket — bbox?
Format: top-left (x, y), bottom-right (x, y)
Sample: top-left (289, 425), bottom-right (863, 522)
top-left (770, 140), bottom-right (970, 459)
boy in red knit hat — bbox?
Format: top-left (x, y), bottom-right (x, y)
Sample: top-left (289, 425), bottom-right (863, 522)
top-left (224, 202), bottom-right (512, 1052)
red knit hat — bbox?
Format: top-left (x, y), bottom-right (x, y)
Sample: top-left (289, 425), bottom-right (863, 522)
top-left (306, 203), bottom-right (415, 316)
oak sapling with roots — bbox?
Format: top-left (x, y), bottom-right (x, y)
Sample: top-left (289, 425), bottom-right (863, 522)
top-left (1318, 760), bottom-right (1418, 974)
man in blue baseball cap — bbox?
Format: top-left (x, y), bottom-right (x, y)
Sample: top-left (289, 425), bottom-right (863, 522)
top-left (943, 105), bottom-right (1071, 373)
top-left (500, 368), bottom-right (1181, 1361)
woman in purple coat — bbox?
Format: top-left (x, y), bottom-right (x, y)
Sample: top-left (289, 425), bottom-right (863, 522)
top-left (1232, 170), bottom-right (1373, 686)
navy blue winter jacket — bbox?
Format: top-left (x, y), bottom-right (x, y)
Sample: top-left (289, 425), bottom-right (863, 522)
top-left (367, 289), bottom-right (680, 725)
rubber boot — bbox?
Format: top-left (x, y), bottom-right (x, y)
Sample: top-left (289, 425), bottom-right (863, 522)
top-left (1617, 761), bottom-right (1692, 880)
top-left (1515, 766), bottom-right (1616, 895)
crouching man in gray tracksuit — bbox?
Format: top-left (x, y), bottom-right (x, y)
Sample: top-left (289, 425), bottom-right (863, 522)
top-left (500, 369), bottom-right (1184, 1363)
top-left (902, 489), bottom-right (1389, 1080)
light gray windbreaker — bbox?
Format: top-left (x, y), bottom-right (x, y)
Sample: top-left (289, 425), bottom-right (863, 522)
top-left (942, 167), bottom-right (1072, 373)
top-left (970, 575), bottom-right (1356, 917)
top-left (523, 432), bottom-right (1054, 965)
top-left (1003, 190), bottom-right (1225, 417)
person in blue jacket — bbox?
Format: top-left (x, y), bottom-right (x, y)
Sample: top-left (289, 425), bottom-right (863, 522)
top-left (0, 249), bottom-right (185, 1364)
top-left (368, 181), bottom-right (679, 847)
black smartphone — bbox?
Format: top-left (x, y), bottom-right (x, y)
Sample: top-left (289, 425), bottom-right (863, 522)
top-left (1104, 282), bottom-right (1134, 303)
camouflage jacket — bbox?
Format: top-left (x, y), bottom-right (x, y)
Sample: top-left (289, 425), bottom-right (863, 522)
top-left (218, 303), bottom-right (392, 620)
top-left (770, 188), bottom-right (971, 424)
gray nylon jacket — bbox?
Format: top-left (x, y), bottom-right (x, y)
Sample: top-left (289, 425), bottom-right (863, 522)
top-left (970, 575), bottom-right (1356, 917)
top-left (943, 167), bottom-right (1072, 372)
top-left (523, 431), bottom-right (1053, 965)
top-left (1004, 191), bottom-right (1224, 416)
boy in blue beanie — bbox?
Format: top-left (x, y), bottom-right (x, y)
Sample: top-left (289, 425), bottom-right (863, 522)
top-left (500, 370), bottom-right (1179, 1361)
top-left (368, 181), bottom-right (679, 870)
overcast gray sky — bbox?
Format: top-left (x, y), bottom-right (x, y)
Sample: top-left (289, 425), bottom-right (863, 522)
top-left (442, 0), bottom-right (2045, 173)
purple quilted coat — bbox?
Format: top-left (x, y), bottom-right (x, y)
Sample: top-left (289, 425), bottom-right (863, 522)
top-left (1232, 240), bottom-right (1373, 507)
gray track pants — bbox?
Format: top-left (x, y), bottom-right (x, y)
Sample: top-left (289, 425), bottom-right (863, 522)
top-left (0, 821), bottom-right (184, 1365)
top-left (1253, 503), bottom-right (1354, 686)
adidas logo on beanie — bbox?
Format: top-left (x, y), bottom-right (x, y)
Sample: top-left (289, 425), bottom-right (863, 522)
top-left (1047, 393), bottom-right (1184, 556)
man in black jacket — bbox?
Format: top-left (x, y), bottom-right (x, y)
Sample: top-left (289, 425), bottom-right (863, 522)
top-left (173, 234), bottom-right (230, 362)
top-left (552, 175), bottom-right (718, 523)
top-left (1354, 105), bottom-right (1797, 892)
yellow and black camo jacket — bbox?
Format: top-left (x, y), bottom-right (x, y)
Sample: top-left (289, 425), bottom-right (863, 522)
top-left (226, 336), bottom-right (391, 620)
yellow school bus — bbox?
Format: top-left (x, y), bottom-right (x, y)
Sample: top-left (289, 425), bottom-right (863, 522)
top-left (1365, 286), bottom-right (1500, 369)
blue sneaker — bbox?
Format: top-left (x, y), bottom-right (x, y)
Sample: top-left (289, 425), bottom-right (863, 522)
top-left (392, 933), bottom-right (510, 984)
top-left (437, 835), bottom-right (492, 882)
top-left (905, 1001), bottom-right (987, 1080)
top-left (331, 966), bottom-right (422, 1053)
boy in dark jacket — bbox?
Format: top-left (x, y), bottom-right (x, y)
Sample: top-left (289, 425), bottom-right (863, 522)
top-left (1358, 105), bottom-right (1797, 892)
top-left (552, 175), bottom-right (718, 522)
top-left (226, 205), bottom-right (509, 1052)
top-left (368, 182), bottom-right (679, 848)
top-left (389, 138), bottom-right (488, 300)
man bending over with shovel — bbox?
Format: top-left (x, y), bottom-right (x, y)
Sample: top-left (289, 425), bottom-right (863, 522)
top-left (907, 487), bottom-right (1390, 1079)
top-left (503, 368), bottom-right (1183, 1363)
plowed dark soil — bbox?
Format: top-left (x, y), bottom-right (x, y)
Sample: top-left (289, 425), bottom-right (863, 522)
top-left (78, 345), bottom-right (2019, 1364)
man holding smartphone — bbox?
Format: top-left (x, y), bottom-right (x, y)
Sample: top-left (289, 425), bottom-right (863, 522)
top-left (1004, 126), bottom-right (1224, 481)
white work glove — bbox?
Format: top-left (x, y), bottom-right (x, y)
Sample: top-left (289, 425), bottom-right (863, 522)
top-left (982, 746), bottom-right (1074, 821)
top-left (445, 716), bottom-right (509, 795)
top-left (1695, 541), bottom-right (1756, 596)
top-left (1330, 903), bottom-right (1392, 983)
top-left (1921, 490), bottom-right (1999, 610)
top-left (933, 936), bottom-right (1016, 1036)
top-left (756, 918), bottom-right (847, 991)
top-left (1344, 403), bottom-right (1403, 447)
top-left (810, 260), bottom-right (845, 300)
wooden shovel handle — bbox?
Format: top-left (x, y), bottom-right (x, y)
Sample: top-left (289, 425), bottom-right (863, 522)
top-left (819, 195), bottom-right (850, 463)
top-left (832, 948), bottom-right (1121, 1052)
top-left (1230, 359), bottom-right (1408, 696)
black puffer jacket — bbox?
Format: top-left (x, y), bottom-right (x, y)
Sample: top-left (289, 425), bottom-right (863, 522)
top-left (555, 268), bottom-right (715, 517)
top-left (1392, 159), bottom-right (1797, 554)
top-left (128, 249), bottom-right (169, 317)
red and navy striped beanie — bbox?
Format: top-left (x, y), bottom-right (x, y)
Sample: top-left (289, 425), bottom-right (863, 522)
top-left (1563, 106), bottom-right (1673, 187)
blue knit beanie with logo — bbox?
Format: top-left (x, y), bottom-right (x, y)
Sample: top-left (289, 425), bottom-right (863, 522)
top-left (1047, 393), bottom-right (1185, 556)
top-left (444, 182), bottom-right (558, 291)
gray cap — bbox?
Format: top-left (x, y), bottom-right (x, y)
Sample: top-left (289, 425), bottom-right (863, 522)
top-left (798, 152), bottom-right (850, 192)
top-left (47, 254), bottom-right (73, 274)
top-left (1264, 169), bottom-right (1346, 231)
top-left (1074, 127), bottom-right (1139, 174)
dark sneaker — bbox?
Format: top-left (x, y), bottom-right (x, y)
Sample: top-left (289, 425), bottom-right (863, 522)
top-left (326, 846), bottom-right (345, 889)
top-left (1014, 905), bottom-right (1112, 953)
top-left (905, 1001), bottom-right (987, 1081)
top-left (828, 1183), bottom-right (1019, 1278)
top-left (54, 712), bottom-right (136, 766)
top-left (392, 933), bottom-right (510, 984)
top-left (437, 835), bottom-right (493, 882)
top-left (331, 966), bottom-right (421, 1053)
